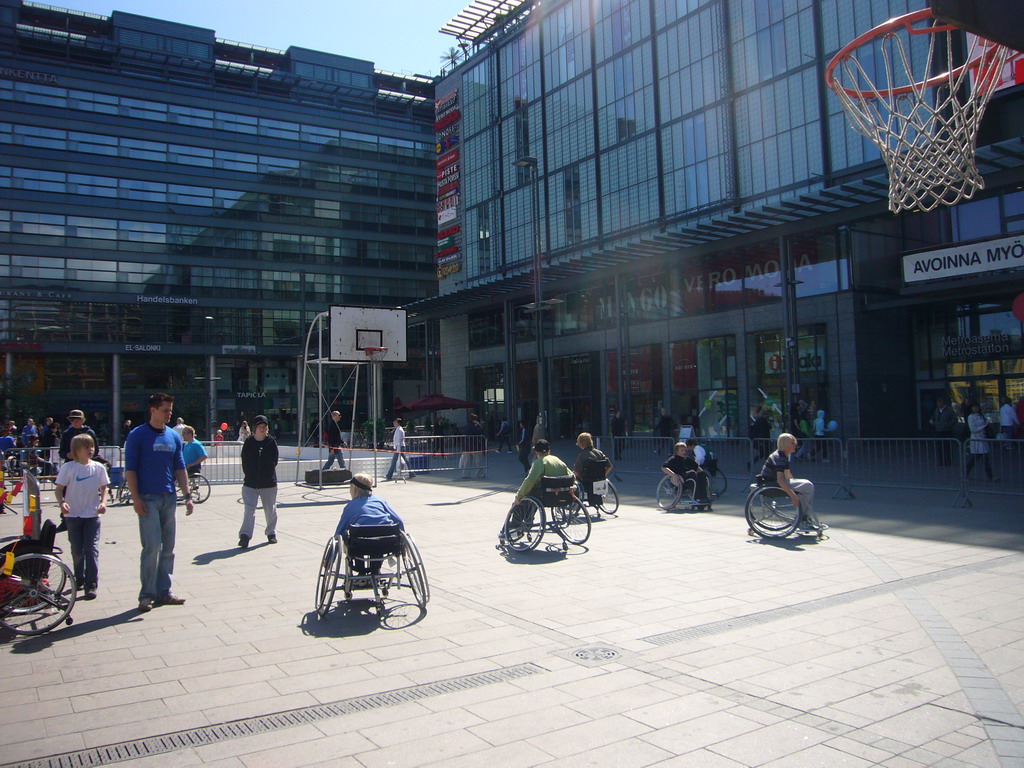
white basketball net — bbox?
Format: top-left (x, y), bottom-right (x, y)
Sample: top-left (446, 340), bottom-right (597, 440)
top-left (364, 347), bottom-right (388, 364)
top-left (828, 14), bottom-right (1011, 214)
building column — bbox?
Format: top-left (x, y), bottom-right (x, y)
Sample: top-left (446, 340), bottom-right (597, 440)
top-left (111, 353), bottom-right (121, 445)
top-left (5, 353), bottom-right (13, 415)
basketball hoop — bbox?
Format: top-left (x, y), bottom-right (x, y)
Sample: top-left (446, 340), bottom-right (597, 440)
top-left (363, 346), bottom-right (389, 363)
top-left (825, 8), bottom-right (1012, 214)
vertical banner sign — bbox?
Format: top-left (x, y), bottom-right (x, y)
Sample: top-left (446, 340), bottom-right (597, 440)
top-left (435, 89), bottom-right (462, 281)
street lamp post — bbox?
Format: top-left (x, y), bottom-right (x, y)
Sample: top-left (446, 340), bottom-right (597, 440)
top-left (513, 155), bottom-right (547, 438)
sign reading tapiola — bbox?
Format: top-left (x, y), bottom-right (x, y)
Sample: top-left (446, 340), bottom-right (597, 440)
top-left (903, 234), bottom-right (1024, 284)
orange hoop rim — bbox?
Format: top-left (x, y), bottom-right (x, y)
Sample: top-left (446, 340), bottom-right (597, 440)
top-left (363, 346), bottom-right (388, 356)
top-left (825, 8), bottom-right (999, 100)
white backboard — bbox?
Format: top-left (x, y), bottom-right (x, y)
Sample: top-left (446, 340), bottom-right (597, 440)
top-left (329, 306), bottom-right (407, 362)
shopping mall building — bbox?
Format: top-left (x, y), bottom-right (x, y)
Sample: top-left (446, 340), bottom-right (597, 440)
top-left (0, 0), bottom-right (437, 442)
top-left (413, 0), bottom-right (1024, 439)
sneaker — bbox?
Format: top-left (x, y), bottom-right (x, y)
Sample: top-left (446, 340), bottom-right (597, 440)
top-left (238, 534), bottom-right (250, 549)
top-left (138, 599), bottom-right (153, 613)
top-left (156, 594), bottom-right (186, 606)
top-left (83, 585), bottom-right (97, 600)
top-left (268, 534), bottom-right (277, 544)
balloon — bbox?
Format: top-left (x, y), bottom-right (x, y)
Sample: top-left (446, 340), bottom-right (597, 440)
top-left (827, 420), bottom-right (838, 432)
top-left (220, 422), bottom-right (228, 431)
top-left (704, 399), bottom-right (713, 409)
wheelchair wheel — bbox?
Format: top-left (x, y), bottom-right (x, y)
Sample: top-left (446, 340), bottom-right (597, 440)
top-left (745, 487), bottom-right (799, 538)
top-left (709, 468), bottom-right (727, 498)
top-left (189, 474), bottom-right (211, 504)
top-left (400, 531), bottom-right (429, 608)
top-left (657, 476), bottom-right (682, 510)
top-left (599, 481), bottom-right (619, 515)
top-left (502, 499), bottom-right (545, 552)
top-left (0, 553), bottom-right (76, 635)
top-left (552, 498), bottom-right (591, 546)
top-left (315, 538), bottom-right (341, 619)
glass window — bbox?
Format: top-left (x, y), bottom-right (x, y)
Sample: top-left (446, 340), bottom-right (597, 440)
top-left (952, 197), bottom-right (1001, 242)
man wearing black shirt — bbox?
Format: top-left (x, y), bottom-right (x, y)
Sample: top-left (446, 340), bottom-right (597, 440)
top-left (662, 442), bottom-right (710, 503)
top-left (60, 409), bottom-right (98, 463)
top-left (758, 433), bottom-right (816, 531)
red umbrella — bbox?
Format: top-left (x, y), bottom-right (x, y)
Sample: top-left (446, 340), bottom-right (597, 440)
top-left (392, 396), bottom-right (414, 414)
top-left (404, 393), bottom-right (476, 412)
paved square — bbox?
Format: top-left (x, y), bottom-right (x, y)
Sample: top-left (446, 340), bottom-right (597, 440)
top-left (2, 452), bottom-right (1022, 767)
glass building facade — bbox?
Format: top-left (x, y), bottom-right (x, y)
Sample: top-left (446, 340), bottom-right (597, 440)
top-left (0, 0), bottom-right (436, 441)
top-left (419, 0), bottom-right (1024, 439)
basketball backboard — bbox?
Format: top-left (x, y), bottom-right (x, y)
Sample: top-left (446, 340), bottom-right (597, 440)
top-left (929, 0), bottom-right (1024, 52)
top-left (329, 306), bottom-right (407, 363)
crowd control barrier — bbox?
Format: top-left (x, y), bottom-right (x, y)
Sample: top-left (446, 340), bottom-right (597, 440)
top-left (400, 435), bottom-right (490, 477)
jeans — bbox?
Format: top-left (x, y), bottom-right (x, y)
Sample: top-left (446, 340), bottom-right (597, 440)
top-left (385, 451), bottom-right (403, 480)
top-left (138, 493), bottom-right (177, 602)
top-left (788, 479), bottom-right (817, 526)
top-left (65, 515), bottom-right (100, 587)
top-left (240, 486), bottom-right (278, 538)
top-left (322, 448), bottom-right (345, 470)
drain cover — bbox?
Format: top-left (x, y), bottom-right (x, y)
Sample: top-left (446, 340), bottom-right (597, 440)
top-left (558, 645), bottom-right (624, 667)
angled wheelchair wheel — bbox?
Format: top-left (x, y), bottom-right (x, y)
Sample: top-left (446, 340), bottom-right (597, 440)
top-left (0, 553), bottom-right (76, 635)
top-left (400, 531), bottom-right (429, 608)
top-left (746, 487), bottom-right (799, 538)
top-left (598, 481), bottom-right (619, 515)
top-left (190, 474), bottom-right (211, 504)
top-left (710, 468), bottom-right (727, 498)
top-left (315, 538), bottom-right (341, 618)
top-left (502, 499), bottom-right (545, 552)
top-left (657, 476), bottom-right (683, 510)
top-left (552, 498), bottom-right (591, 546)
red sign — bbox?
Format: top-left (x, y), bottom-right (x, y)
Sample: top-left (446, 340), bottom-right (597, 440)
top-left (1014, 293), bottom-right (1024, 322)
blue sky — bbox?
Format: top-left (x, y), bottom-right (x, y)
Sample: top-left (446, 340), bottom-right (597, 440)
top-left (58, 0), bottom-right (472, 76)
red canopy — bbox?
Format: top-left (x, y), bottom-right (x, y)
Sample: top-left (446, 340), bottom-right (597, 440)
top-left (404, 393), bottom-right (476, 412)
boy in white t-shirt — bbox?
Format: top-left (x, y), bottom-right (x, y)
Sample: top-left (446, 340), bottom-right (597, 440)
top-left (55, 433), bottom-right (109, 600)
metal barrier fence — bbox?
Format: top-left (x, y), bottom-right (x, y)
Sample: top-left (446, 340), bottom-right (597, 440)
top-left (845, 438), bottom-right (963, 494)
top-left (401, 435), bottom-right (490, 477)
top-left (961, 438), bottom-right (1022, 505)
top-left (790, 438), bottom-right (847, 487)
top-left (596, 436), bottom-right (675, 476)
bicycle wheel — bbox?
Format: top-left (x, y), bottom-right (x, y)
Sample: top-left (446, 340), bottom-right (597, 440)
top-left (190, 474), bottom-right (211, 504)
top-left (657, 476), bottom-right (682, 510)
top-left (0, 553), bottom-right (76, 635)
top-left (746, 487), bottom-right (799, 538)
top-left (501, 499), bottom-right (545, 552)
top-left (552, 498), bottom-right (592, 546)
top-left (710, 468), bottom-right (727, 498)
top-left (315, 538), bottom-right (340, 618)
top-left (599, 481), bottom-right (619, 515)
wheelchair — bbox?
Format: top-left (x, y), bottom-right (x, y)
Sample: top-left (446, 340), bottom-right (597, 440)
top-left (703, 455), bottom-right (728, 498)
top-left (315, 524), bottom-right (428, 617)
top-left (500, 475), bottom-right (592, 553)
top-left (744, 481), bottom-right (826, 539)
top-left (0, 524), bottom-right (77, 636)
top-left (575, 475), bottom-right (619, 518)
top-left (656, 472), bottom-right (712, 511)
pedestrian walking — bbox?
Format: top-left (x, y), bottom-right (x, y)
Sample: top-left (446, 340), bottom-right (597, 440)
top-left (517, 420), bottom-right (533, 475)
top-left (385, 417), bottom-right (405, 481)
top-left (610, 409), bottom-right (627, 460)
top-left (460, 413), bottom-right (486, 479)
top-left (321, 411), bottom-right (346, 470)
top-left (493, 417), bottom-right (513, 453)
top-left (999, 397), bottom-right (1019, 447)
top-left (237, 420), bottom-right (251, 442)
top-left (239, 415), bottom-right (278, 548)
top-left (124, 392), bottom-right (193, 612)
top-left (965, 403), bottom-right (998, 482)
top-left (54, 433), bottom-right (108, 600)
top-left (812, 409), bottom-right (830, 462)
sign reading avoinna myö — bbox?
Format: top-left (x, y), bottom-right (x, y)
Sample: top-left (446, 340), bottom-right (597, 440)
top-left (902, 234), bottom-right (1024, 284)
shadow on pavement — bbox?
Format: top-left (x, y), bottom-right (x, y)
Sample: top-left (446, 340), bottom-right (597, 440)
top-left (747, 535), bottom-right (824, 552)
top-left (299, 599), bottom-right (424, 637)
top-left (3, 608), bottom-right (142, 650)
top-left (193, 544), bottom-right (268, 565)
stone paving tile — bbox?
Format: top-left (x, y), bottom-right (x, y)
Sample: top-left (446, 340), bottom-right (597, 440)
top-left (639, 709), bottom-right (763, 755)
top-left (80, 710), bottom-right (212, 749)
top-left (0, 732), bottom-right (85, 764)
top-left (314, 701), bottom-right (433, 737)
top-left (198, 692), bottom-right (320, 727)
top-left (68, 678), bottom-right (186, 712)
top-left (760, 743), bottom-right (876, 767)
top-left (649, 748), bottom-right (748, 766)
top-left (353, 728), bottom-right (493, 768)
top-left (422, 740), bottom-right (555, 768)
top-left (526, 713), bottom-right (653, 759)
top-left (468, 703), bottom-right (591, 747)
top-left (708, 720), bottom-right (832, 765)
top-left (865, 703), bottom-right (978, 747)
top-left (192, 723), bottom-right (326, 763)
top-left (239, 731), bottom-right (376, 768)
top-left (359, 707), bottom-right (485, 749)
top-left (566, 681), bottom-right (678, 719)
top-left (623, 690), bottom-right (737, 729)
top-left (536, 737), bottom-right (675, 767)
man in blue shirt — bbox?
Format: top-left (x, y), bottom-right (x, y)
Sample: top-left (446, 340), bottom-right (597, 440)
top-left (125, 392), bottom-right (193, 613)
top-left (335, 474), bottom-right (404, 537)
top-left (181, 426), bottom-right (208, 477)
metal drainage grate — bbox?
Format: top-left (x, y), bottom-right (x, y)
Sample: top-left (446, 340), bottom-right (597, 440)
top-left (557, 645), bottom-right (624, 667)
top-left (643, 553), bottom-right (1023, 647)
top-left (4, 663), bottom-right (544, 768)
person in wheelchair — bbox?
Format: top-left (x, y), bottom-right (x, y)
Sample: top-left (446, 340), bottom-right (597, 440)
top-left (662, 441), bottom-right (711, 504)
top-left (757, 432), bottom-right (816, 530)
top-left (573, 432), bottom-right (612, 508)
top-left (515, 439), bottom-right (572, 504)
top-left (335, 473), bottom-right (404, 575)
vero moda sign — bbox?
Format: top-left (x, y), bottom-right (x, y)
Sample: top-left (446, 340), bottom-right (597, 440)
top-left (902, 234), bottom-right (1024, 284)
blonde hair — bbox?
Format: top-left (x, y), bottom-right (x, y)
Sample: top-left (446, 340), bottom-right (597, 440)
top-left (576, 432), bottom-right (593, 449)
top-left (70, 433), bottom-right (95, 456)
top-left (182, 425), bottom-right (195, 438)
top-left (674, 441), bottom-right (688, 453)
top-left (777, 432), bottom-right (797, 449)
top-left (351, 473), bottom-right (374, 497)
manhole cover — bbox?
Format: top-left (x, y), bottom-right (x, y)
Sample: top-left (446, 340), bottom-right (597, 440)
top-left (556, 645), bottom-right (625, 667)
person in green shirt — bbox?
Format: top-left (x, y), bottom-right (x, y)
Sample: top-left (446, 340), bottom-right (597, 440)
top-left (515, 439), bottom-right (572, 502)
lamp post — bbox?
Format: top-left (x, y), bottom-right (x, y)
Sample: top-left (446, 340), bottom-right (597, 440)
top-left (513, 155), bottom-right (547, 438)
